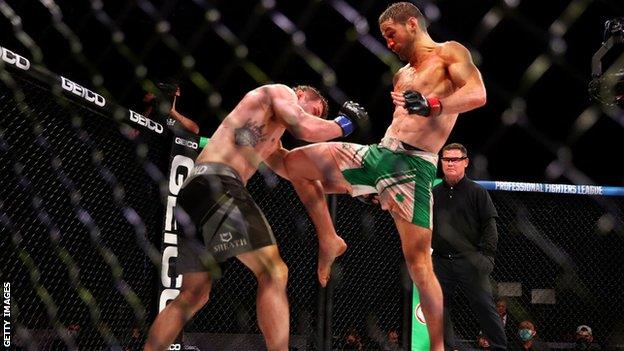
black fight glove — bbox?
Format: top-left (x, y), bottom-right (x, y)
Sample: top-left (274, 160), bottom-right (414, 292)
top-left (333, 101), bottom-right (369, 137)
top-left (403, 90), bottom-right (442, 117)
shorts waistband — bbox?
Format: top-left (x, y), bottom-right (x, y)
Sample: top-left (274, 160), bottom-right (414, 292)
top-left (432, 251), bottom-right (476, 259)
top-left (191, 162), bottom-right (241, 180)
top-left (378, 137), bottom-right (439, 164)
top-left (400, 141), bottom-right (425, 151)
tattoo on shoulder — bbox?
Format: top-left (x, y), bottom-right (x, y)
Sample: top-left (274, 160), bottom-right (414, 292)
top-left (235, 121), bottom-right (267, 147)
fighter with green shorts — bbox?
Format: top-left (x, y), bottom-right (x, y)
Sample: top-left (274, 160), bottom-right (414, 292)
top-left (284, 4), bottom-right (487, 348)
top-left (329, 137), bottom-right (438, 228)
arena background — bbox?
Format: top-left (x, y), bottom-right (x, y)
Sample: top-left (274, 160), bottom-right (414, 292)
top-left (1, 0), bottom-right (624, 350)
top-left (1, 0), bottom-right (622, 186)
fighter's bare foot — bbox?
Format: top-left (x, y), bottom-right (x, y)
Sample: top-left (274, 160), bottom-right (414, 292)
top-left (318, 236), bottom-right (347, 287)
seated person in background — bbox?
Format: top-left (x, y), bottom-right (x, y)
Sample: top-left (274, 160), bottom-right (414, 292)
top-left (509, 320), bottom-right (550, 351)
top-left (342, 327), bottom-right (364, 351)
top-left (382, 329), bottom-right (403, 351)
top-left (476, 331), bottom-right (491, 350)
top-left (574, 325), bottom-right (602, 351)
top-left (496, 297), bottom-right (517, 338)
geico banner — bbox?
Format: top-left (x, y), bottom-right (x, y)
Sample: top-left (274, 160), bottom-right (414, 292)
top-left (174, 136), bottom-right (198, 150)
top-left (0, 46), bottom-right (30, 71)
top-left (160, 133), bottom-right (202, 349)
top-left (128, 109), bottom-right (164, 134)
top-left (60, 76), bottom-right (106, 107)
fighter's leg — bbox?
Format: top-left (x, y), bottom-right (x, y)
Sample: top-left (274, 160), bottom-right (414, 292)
top-left (284, 142), bottom-right (352, 287)
top-left (393, 215), bottom-right (444, 351)
top-left (237, 245), bottom-right (290, 351)
top-left (144, 272), bottom-right (212, 351)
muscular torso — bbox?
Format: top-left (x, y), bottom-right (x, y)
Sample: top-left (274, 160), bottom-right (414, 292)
top-left (385, 47), bottom-right (459, 153)
top-left (196, 90), bottom-right (285, 184)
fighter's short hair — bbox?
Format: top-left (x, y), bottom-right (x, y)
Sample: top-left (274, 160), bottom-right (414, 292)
top-left (293, 85), bottom-right (329, 118)
top-left (378, 2), bottom-right (427, 30)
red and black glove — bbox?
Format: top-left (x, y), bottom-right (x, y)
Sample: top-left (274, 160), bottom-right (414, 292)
top-left (403, 90), bottom-right (442, 117)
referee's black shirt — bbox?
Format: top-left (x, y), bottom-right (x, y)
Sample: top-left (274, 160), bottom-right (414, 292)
top-left (432, 176), bottom-right (499, 257)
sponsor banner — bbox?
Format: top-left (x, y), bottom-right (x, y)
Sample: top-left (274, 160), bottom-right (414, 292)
top-left (477, 181), bottom-right (624, 196)
top-left (0, 43), bottom-right (168, 137)
top-left (0, 46), bottom-right (30, 71)
top-left (60, 76), bottom-right (106, 107)
top-left (129, 109), bottom-right (164, 135)
top-left (174, 136), bottom-right (198, 150)
top-left (411, 285), bottom-right (430, 351)
top-left (159, 132), bottom-right (203, 349)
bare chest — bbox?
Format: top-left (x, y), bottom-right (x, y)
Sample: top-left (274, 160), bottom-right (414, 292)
top-left (394, 61), bottom-right (454, 98)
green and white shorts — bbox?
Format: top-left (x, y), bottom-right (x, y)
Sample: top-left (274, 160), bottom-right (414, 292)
top-left (329, 137), bottom-right (438, 229)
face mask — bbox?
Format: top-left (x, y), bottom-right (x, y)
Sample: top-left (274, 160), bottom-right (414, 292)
top-left (518, 328), bottom-right (534, 342)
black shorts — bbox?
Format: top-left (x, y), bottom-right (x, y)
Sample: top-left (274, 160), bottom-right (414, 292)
top-left (176, 162), bottom-right (276, 274)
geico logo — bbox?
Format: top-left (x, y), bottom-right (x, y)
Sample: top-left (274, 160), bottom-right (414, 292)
top-left (167, 344), bottom-right (181, 350)
top-left (60, 76), bottom-right (105, 107)
top-left (129, 110), bottom-right (164, 134)
top-left (0, 46), bottom-right (30, 70)
top-left (175, 137), bottom-right (198, 149)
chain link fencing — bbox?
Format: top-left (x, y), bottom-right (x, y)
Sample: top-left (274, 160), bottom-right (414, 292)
top-left (2, 0), bottom-right (624, 350)
top-left (449, 187), bottom-right (624, 349)
top-left (0, 72), bottom-right (169, 349)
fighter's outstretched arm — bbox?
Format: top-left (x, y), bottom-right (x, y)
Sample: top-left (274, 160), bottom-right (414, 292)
top-left (265, 85), bottom-right (343, 142)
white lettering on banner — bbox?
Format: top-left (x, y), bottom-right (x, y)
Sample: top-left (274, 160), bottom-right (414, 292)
top-left (495, 182), bottom-right (544, 192)
top-left (174, 137), bottom-right (198, 150)
top-left (128, 110), bottom-right (164, 134)
top-left (493, 181), bottom-right (604, 195)
top-left (165, 195), bottom-right (178, 233)
top-left (60, 76), bottom-right (106, 107)
top-left (169, 155), bottom-right (195, 195)
top-left (0, 46), bottom-right (30, 70)
top-left (578, 185), bottom-right (603, 195)
top-left (161, 246), bottom-right (182, 288)
top-left (158, 155), bottom-right (195, 312)
top-left (544, 183), bottom-right (604, 195)
top-left (159, 289), bottom-right (180, 312)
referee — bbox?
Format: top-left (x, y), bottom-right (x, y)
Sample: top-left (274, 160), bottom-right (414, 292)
top-left (432, 143), bottom-right (506, 351)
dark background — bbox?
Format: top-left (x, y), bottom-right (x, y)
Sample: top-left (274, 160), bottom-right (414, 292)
top-left (1, 0), bottom-right (623, 186)
top-left (2, 1), bottom-right (624, 349)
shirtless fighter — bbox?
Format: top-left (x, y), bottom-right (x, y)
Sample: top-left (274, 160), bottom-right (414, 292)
top-left (284, 3), bottom-right (486, 350)
top-left (144, 84), bottom-right (367, 351)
